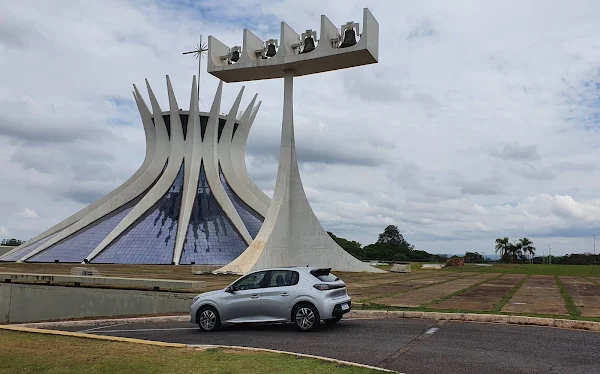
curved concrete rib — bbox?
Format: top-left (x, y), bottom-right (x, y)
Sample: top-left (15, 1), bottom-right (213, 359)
top-left (216, 71), bottom-right (383, 274)
top-left (17, 86), bottom-right (169, 262)
top-left (85, 76), bottom-right (186, 263)
top-left (203, 81), bottom-right (253, 245)
top-left (7, 88), bottom-right (157, 259)
top-left (231, 99), bottom-right (272, 208)
top-left (218, 89), bottom-right (269, 218)
top-left (172, 76), bottom-right (202, 265)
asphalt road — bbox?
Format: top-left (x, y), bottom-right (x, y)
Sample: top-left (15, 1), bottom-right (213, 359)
top-left (58, 318), bottom-right (599, 374)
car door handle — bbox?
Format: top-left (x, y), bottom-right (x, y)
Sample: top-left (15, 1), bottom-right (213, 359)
top-left (250, 294), bottom-right (259, 299)
top-left (280, 292), bottom-right (289, 296)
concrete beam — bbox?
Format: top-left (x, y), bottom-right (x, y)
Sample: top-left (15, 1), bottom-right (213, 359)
top-left (207, 8), bottom-right (378, 82)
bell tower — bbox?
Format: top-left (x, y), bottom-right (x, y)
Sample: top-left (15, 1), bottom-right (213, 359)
top-left (207, 8), bottom-right (384, 274)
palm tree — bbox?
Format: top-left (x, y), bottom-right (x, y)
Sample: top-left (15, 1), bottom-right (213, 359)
top-left (495, 237), bottom-right (510, 261)
top-left (518, 238), bottom-right (535, 263)
top-left (511, 242), bottom-right (523, 263)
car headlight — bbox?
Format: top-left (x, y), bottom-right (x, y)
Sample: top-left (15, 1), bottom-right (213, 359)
top-left (193, 295), bottom-right (201, 303)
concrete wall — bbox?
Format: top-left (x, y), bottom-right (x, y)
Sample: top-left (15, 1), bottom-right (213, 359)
top-left (0, 283), bottom-right (194, 324)
top-left (0, 246), bottom-right (13, 257)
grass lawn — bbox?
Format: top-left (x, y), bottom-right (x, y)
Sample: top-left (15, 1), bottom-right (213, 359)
top-left (441, 263), bottom-right (600, 277)
top-left (0, 330), bottom-right (381, 374)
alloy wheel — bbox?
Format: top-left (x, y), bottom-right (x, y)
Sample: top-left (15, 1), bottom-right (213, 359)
top-left (295, 307), bottom-right (315, 330)
top-left (200, 309), bottom-right (217, 331)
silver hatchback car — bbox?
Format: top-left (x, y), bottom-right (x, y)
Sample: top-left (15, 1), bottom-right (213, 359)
top-left (190, 267), bottom-right (351, 332)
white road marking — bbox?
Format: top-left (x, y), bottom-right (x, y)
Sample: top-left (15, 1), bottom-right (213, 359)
top-left (424, 327), bottom-right (439, 335)
top-left (78, 322), bottom-right (130, 333)
top-left (93, 327), bottom-right (198, 333)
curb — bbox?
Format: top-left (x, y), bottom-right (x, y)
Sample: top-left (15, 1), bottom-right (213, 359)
top-left (348, 310), bottom-right (600, 332)
top-left (13, 315), bottom-right (190, 329)
top-left (0, 325), bottom-right (186, 347)
top-left (0, 324), bottom-right (396, 373)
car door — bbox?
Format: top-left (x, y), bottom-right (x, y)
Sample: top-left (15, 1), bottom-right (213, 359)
top-left (219, 271), bottom-right (267, 323)
top-left (260, 270), bottom-right (300, 321)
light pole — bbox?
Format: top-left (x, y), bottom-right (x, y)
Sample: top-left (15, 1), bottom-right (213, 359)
top-left (594, 235), bottom-right (596, 265)
top-left (548, 244), bottom-right (552, 265)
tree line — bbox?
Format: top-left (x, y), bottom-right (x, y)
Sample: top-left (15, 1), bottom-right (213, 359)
top-left (329, 225), bottom-right (445, 262)
top-left (1, 238), bottom-right (24, 246)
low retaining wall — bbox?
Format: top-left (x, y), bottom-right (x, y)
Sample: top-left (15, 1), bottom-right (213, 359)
top-left (0, 283), bottom-right (194, 323)
top-left (0, 246), bottom-right (13, 257)
top-left (0, 272), bottom-right (206, 291)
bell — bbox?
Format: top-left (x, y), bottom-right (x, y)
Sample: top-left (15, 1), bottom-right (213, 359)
top-left (230, 50), bottom-right (240, 62)
top-left (302, 36), bottom-right (315, 53)
top-left (340, 27), bottom-right (357, 48)
top-left (266, 43), bottom-right (277, 57)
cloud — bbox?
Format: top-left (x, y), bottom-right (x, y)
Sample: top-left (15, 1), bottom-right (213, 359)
top-left (1, 0), bottom-right (600, 257)
top-left (0, 226), bottom-right (8, 236)
top-left (491, 143), bottom-right (541, 161)
top-left (459, 179), bottom-right (504, 196)
top-left (17, 208), bottom-right (38, 219)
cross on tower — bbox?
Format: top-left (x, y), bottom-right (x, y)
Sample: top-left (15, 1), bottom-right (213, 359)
top-left (182, 35), bottom-right (208, 99)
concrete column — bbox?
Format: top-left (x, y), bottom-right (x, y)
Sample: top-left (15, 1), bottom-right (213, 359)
top-left (216, 70), bottom-right (382, 274)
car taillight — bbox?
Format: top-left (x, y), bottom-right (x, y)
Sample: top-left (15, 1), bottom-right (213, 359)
top-left (313, 284), bottom-right (332, 291)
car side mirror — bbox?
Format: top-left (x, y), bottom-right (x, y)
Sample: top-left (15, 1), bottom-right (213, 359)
top-left (225, 286), bottom-right (235, 293)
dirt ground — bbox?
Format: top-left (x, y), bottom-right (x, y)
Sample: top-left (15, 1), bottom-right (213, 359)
top-left (560, 276), bottom-right (600, 317)
top-left (431, 274), bottom-right (526, 311)
top-left (501, 275), bottom-right (568, 315)
top-left (373, 273), bottom-right (496, 307)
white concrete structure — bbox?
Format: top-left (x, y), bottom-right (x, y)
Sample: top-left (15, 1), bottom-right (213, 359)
top-left (209, 8), bottom-right (384, 274)
top-left (0, 77), bottom-right (267, 265)
top-left (1, 7), bottom-right (385, 274)
top-left (390, 264), bottom-right (412, 273)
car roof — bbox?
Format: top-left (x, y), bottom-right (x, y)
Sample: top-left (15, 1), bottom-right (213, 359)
top-left (253, 267), bottom-right (329, 273)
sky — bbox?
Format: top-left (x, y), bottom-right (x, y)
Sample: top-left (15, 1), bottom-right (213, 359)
top-left (1, 0), bottom-right (600, 257)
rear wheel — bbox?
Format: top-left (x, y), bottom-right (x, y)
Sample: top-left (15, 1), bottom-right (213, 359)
top-left (324, 316), bottom-right (342, 324)
top-left (293, 303), bottom-right (320, 332)
top-left (198, 306), bottom-right (221, 332)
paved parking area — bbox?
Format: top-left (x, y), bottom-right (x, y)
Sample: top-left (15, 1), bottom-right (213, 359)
top-left (53, 318), bottom-right (600, 374)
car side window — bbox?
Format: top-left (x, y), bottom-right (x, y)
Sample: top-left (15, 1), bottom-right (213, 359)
top-left (232, 271), bottom-right (267, 291)
top-left (267, 270), bottom-right (299, 287)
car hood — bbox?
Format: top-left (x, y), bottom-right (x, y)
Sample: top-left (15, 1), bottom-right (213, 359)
top-left (196, 289), bottom-right (223, 299)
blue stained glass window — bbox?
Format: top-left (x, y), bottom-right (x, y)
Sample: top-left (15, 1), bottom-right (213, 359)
top-left (232, 122), bottom-right (240, 139)
top-left (200, 115), bottom-right (208, 141)
top-left (28, 204), bottom-right (138, 263)
top-left (92, 165), bottom-right (185, 264)
top-left (217, 118), bottom-right (226, 142)
top-left (0, 233), bottom-right (59, 262)
top-left (180, 163), bottom-right (247, 265)
top-left (219, 166), bottom-right (264, 238)
top-left (181, 114), bottom-right (189, 140)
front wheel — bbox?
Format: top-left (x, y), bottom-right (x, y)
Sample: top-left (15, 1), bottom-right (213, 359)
top-left (324, 316), bottom-right (342, 324)
top-left (293, 304), bottom-right (320, 332)
top-left (198, 306), bottom-right (221, 332)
